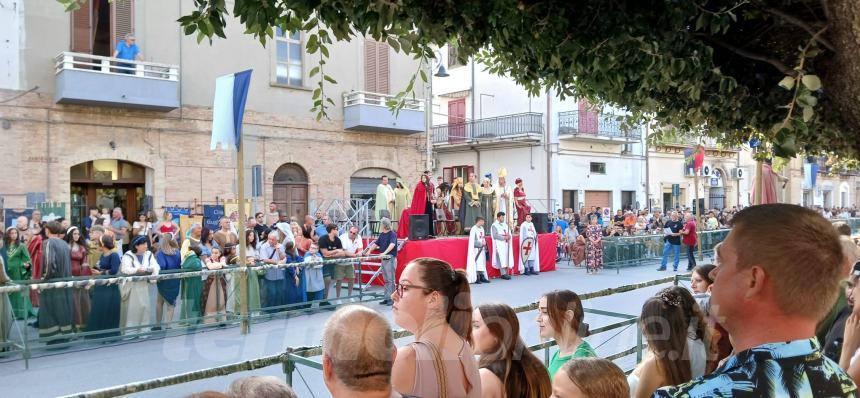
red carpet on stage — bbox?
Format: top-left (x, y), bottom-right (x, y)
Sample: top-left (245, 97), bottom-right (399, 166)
top-left (395, 233), bottom-right (558, 280)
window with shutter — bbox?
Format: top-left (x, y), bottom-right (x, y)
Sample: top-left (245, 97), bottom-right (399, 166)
top-left (364, 40), bottom-right (378, 92)
top-left (70, 0), bottom-right (93, 54)
top-left (443, 167), bottom-right (453, 184)
top-left (377, 42), bottom-right (389, 94)
top-left (110, 0), bottom-right (134, 51)
top-left (364, 40), bottom-right (390, 94)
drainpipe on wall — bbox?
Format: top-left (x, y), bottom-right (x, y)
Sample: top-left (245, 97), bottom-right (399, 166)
top-left (546, 89), bottom-right (552, 210)
top-left (644, 121), bottom-right (650, 210)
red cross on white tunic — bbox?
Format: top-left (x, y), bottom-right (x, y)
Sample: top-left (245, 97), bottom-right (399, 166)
top-left (523, 239), bottom-right (534, 258)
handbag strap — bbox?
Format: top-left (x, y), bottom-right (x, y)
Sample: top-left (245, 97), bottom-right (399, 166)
top-left (417, 341), bottom-right (448, 398)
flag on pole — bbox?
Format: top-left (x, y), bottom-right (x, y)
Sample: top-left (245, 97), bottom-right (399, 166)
top-left (211, 69), bottom-right (253, 151)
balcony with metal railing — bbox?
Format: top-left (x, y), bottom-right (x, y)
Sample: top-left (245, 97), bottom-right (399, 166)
top-left (432, 112), bottom-right (543, 148)
top-left (557, 110), bottom-right (642, 143)
top-left (653, 134), bottom-right (741, 152)
top-left (343, 91), bottom-right (425, 134)
top-left (54, 52), bottom-right (179, 111)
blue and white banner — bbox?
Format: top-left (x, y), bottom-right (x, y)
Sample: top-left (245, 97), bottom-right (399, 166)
top-left (211, 69), bottom-right (253, 151)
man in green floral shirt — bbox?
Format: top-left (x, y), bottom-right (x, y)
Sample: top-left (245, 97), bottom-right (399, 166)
top-left (654, 204), bottom-right (856, 397)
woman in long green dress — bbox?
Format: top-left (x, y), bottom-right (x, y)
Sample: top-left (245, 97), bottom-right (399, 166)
top-left (1, 227), bottom-right (33, 319)
top-left (180, 244), bottom-right (204, 325)
top-left (480, 177), bottom-right (497, 223)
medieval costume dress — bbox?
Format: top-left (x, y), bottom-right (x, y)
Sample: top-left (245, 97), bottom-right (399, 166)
top-left (69, 240), bottom-right (91, 330)
top-left (87, 251), bottom-right (121, 338)
top-left (450, 178), bottom-right (464, 234)
top-left (283, 251), bottom-right (307, 305)
top-left (156, 249), bottom-right (182, 318)
top-left (480, 181), bottom-right (497, 225)
top-left (495, 171), bottom-right (515, 229)
top-left (394, 184), bottom-right (411, 223)
top-left (466, 223), bottom-right (489, 284)
top-left (462, 180), bottom-right (482, 235)
top-left (0, 239), bottom-right (33, 319)
top-left (27, 233), bottom-right (43, 308)
top-left (38, 237), bottom-right (75, 342)
top-left (375, 181), bottom-right (396, 220)
top-left (201, 257), bottom-right (228, 324)
top-left (491, 218), bottom-right (518, 278)
top-left (120, 248), bottom-right (159, 333)
top-left (400, 177), bottom-right (436, 238)
top-left (179, 252), bottom-right (203, 325)
top-left (0, 257), bottom-right (13, 352)
top-left (519, 219), bottom-right (541, 275)
top-left (213, 231), bottom-right (238, 314)
top-left (513, 179), bottom-right (531, 228)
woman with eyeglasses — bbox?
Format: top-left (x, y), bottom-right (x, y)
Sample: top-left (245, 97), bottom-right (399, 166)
top-left (391, 257), bottom-right (481, 397)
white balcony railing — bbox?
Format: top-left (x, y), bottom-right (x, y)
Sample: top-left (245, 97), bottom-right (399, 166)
top-left (343, 91), bottom-right (424, 111)
top-left (54, 51), bottom-right (179, 81)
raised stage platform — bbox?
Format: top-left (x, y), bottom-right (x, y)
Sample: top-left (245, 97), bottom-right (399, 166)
top-left (361, 233), bottom-right (558, 285)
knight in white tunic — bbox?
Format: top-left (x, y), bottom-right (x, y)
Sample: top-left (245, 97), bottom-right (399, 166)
top-left (491, 212), bottom-right (516, 280)
top-left (466, 217), bottom-right (490, 284)
top-left (518, 213), bottom-right (541, 275)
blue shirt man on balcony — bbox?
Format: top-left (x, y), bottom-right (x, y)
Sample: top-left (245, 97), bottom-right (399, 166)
top-left (113, 34), bottom-right (141, 74)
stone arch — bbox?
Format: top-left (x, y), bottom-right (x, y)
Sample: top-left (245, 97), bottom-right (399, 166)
top-left (272, 163), bottom-right (309, 220)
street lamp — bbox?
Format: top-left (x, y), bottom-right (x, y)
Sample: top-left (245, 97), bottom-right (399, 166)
top-left (425, 53), bottom-right (449, 172)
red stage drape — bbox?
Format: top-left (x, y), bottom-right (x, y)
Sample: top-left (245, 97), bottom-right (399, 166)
top-left (394, 233), bottom-right (557, 281)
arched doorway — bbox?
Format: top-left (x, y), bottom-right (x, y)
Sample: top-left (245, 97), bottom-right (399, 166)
top-left (70, 160), bottom-right (148, 227)
top-left (273, 163), bottom-right (309, 220)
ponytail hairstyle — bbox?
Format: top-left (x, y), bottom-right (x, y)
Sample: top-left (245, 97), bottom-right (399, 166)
top-left (412, 257), bottom-right (473, 344)
top-left (543, 290), bottom-right (589, 338)
top-left (477, 303), bottom-right (552, 398)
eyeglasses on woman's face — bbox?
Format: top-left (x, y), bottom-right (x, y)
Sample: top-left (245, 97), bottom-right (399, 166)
top-left (395, 283), bottom-right (433, 298)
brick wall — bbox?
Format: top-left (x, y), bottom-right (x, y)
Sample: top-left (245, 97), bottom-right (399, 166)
top-left (0, 90), bottom-right (424, 214)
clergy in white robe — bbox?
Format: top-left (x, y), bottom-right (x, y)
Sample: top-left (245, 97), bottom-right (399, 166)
top-left (490, 212), bottom-right (517, 279)
top-left (375, 176), bottom-right (396, 220)
top-left (518, 214), bottom-right (541, 275)
top-left (466, 217), bottom-right (489, 284)
top-left (495, 171), bottom-right (514, 229)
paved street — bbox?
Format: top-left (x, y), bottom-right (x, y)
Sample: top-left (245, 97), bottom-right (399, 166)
top-left (0, 260), bottom-right (697, 397)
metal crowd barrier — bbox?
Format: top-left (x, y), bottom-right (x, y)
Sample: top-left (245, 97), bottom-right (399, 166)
top-left (0, 255), bottom-right (390, 368)
top-left (62, 275), bottom-right (685, 398)
top-left (599, 229), bottom-right (729, 272)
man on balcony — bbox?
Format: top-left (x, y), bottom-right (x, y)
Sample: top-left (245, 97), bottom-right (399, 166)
top-left (113, 34), bottom-right (141, 74)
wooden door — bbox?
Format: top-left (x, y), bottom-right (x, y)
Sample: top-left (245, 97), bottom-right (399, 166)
top-left (273, 184), bottom-right (308, 220)
top-left (448, 98), bottom-right (466, 143)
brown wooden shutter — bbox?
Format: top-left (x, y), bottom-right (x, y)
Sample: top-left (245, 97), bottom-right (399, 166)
top-left (70, 0), bottom-right (93, 53)
top-left (364, 39), bottom-right (378, 92)
top-left (111, 0), bottom-right (135, 51)
top-left (376, 42), bottom-right (390, 94)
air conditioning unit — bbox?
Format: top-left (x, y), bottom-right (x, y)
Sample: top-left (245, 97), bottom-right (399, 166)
top-left (731, 168), bottom-right (746, 179)
top-left (701, 165), bottom-right (712, 177)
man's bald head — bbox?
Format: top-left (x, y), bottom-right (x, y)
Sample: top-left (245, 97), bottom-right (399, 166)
top-left (322, 305), bottom-right (394, 392)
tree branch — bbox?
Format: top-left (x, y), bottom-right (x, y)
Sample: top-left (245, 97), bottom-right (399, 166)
top-left (698, 34), bottom-right (796, 76)
top-left (764, 7), bottom-right (835, 51)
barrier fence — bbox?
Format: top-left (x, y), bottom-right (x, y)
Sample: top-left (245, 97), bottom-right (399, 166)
top-left (599, 229), bottom-right (730, 271)
top-left (0, 255), bottom-right (390, 368)
top-left (60, 274), bottom-right (687, 398)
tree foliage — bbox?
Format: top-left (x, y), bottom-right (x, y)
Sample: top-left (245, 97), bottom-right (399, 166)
top-left (57, 0), bottom-right (860, 160)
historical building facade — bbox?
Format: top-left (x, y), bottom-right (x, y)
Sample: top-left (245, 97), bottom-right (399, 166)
top-left (0, 0), bottom-right (427, 225)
